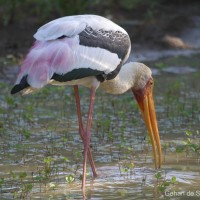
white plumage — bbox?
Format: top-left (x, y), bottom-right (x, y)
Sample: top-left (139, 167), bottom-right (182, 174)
top-left (34, 15), bottom-right (127, 41)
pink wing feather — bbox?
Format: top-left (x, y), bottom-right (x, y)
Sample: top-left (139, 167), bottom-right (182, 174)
top-left (15, 38), bottom-right (77, 89)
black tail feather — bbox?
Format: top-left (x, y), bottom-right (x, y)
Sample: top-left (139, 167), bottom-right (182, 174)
top-left (11, 75), bottom-right (30, 94)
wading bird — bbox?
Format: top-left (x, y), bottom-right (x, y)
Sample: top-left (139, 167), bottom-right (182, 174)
top-left (11, 14), bottom-right (162, 192)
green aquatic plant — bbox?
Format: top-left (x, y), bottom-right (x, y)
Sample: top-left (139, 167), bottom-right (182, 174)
top-left (183, 130), bottom-right (200, 155)
top-left (19, 172), bottom-right (27, 182)
top-left (0, 170), bottom-right (34, 199)
top-left (0, 178), bottom-right (4, 192)
top-left (49, 182), bottom-right (57, 190)
top-left (163, 143), bottom-right (169, 163)
top-left (118, 159), bottom-right (135, 177)
top-left (66, 174), bottom-right (75, 184)
top-left (158, 177), bottom-right (176, 193)
top-left (118, 188), bottom-right (128, 198)
top-left (155, 172), bottom-right (177, 193)
top-left (176, 130), bottom-right (200, 156)
top-left (21, 129), bottom-right (32, 139)
top-left (155, 171), bottom-right (162, 180)
top-left (20, 183), bottom-right (33, 199)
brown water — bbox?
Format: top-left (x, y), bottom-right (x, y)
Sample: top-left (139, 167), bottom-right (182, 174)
top-left (0, 59), bottom-right (200, 199)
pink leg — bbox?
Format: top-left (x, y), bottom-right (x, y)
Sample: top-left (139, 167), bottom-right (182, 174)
top-left (74, 85), bottom-right (97, 177)
top-left (82, 86), bottom-right (96, 192)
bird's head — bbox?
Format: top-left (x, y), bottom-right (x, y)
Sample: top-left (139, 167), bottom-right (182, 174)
top-left (131, 63), bottom-right (162, 169)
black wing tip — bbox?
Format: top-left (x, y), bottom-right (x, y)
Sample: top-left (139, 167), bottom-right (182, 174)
top-left (10, 75), bottom-right (29, 95)
top-left (10, 85), bottom-right (22, 94)
top-left (11, 85), bottom-right (18, 94)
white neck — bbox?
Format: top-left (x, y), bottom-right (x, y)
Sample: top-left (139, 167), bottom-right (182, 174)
top-left (100, 62), bottom-right (152, 94)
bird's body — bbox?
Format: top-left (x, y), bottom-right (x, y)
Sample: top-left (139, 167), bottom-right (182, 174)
top-left (11, 14), bottom-right (162, 195)
top-left (11, 14), bottom-right (130, 94)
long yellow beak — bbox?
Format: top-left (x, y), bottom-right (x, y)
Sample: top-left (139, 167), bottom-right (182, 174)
top-left (143, 92), bottom-right (162, 168)
top-left (133, 80), bottom-right (162, 169)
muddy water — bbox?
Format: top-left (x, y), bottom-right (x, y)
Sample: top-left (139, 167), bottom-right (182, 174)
top-left (0, 57), bottom-right (200, 199)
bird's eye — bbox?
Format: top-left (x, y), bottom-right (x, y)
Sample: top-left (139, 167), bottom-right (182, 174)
top-left (149, 80), bottom-right (153, 86)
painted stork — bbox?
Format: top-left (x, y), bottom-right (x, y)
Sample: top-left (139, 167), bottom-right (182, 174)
top-left (11, 14), bottom-right (162, 192)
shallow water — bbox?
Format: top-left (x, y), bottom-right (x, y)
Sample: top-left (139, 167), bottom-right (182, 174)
top-left (0, 56), bottom-right (200, 199)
